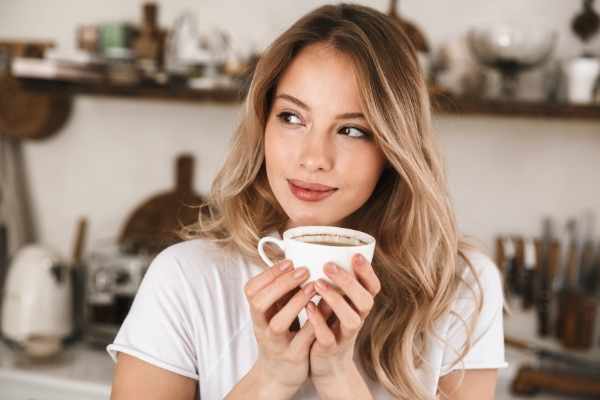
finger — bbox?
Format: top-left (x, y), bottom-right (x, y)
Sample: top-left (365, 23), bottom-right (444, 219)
top-left (306, 301), bottom-right (336, 348)
top-left (351, 254), bottom-right (381, 296)
top-left (266, 286), bottom-right (300, 323)
top-left (317, 298), bottom-right (336, 325)
top-left (244, 259), bottom-right (293, 297)
top-left (315, 279), bottom-right (362, 338)
top-left (250, 267), bottom-right (310, 328)
top-left (269, 282), bottom-right (316, 335)
top-left (289, 313), bottom-right (316, 356)
top-left (324, 262), bottom-right (374, 319)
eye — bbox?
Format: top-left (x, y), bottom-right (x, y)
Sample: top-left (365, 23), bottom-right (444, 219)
top-left (339, 126), bottom-right (370, 139)
top-left (276, 111), bottom-right (303, 125)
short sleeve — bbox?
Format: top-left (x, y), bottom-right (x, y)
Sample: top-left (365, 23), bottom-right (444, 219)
top-left (440, 252), bottom-right (508, 375)
top-left (106, 247), bottom-right (199, 380)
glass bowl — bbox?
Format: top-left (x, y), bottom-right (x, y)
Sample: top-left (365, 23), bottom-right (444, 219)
top-left (467, 25), bottom-right (557, 98)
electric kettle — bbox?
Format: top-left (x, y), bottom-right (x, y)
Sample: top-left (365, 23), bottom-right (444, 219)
top-left (1, 244), bottom-right (73, 357)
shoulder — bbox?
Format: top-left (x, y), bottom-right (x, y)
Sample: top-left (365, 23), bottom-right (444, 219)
top-left (456, 249), bottom-right (503, 302)
top-left (146, 238), bottom-right (254, 284)
top-left (449, 249), bottom-right (504, 328)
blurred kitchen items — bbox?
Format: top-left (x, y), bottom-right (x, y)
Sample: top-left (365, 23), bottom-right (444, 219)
top-left (387, 0), bottom-right (431, 78)
top-left (430, 35), bottom-right (488, 98)
top-left (467, 24), bottom-right (557, 98)
top-left (0, 137), bottom-right (36, 257)
top-left (164, 11), bottom-right (203, 77)
top-left (83, 153), bottom-right (206, 346)
top-left (511, 364), bottom-right (600, 398)
top-left (83, 242), bottom-right (151, 347)
top-left (496, 213), bottom-right (600, 350)
top-left (1, 41), bottom-right (72, 141)
top-left (133, 2), bottom-right (167, 81)
top-left (1, 245), bottom-right (73, 359)
top-left (68, 217), bottom-right (88, 343)
top-left (563, 55), bottom-right (600, 103)
top-left (118, 153), bottom-right (206, 255)
top-left (572, 0), bottom-right (600, 53)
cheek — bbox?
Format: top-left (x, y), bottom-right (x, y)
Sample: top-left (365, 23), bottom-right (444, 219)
top-left (342, 147), bottom-right (386, 189)
top-left (264, 123), bottom-right (292, 183)
top-left (265, 124), bottom-right (297, 169)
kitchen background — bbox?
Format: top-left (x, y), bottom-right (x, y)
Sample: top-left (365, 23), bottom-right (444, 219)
top-left (1, 0), bottom-right (600, 399)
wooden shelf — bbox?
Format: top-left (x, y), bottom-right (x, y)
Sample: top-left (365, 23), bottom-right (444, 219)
top-left (17, 78), bottom-right (245, 104)
top-left (433, 94), bottom-right (600, 120)
top-left (16, 77), bottom-right (600, 119)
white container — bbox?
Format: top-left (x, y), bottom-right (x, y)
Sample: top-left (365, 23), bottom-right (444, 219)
top-left (563, 56), bottom-right (600, 103)
top-left (1, 245), bottom-right (73, 344)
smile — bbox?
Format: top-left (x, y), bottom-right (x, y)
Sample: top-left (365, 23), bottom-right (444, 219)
top-left (288, 180), bottom-right (338, 202)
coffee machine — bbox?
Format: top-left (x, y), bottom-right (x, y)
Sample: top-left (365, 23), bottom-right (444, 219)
top-left (83, 244), bottom-right (152, 346)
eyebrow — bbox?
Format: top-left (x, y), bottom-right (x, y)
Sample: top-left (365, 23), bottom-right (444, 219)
top-left (275, 93), bottom-right (366, 120)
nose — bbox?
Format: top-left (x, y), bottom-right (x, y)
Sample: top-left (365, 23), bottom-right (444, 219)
top-left (298, 129), bottom-right (334, 172)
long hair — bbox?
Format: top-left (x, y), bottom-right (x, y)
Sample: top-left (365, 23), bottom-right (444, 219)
top-left (178, 4), bottom-right (482, 399)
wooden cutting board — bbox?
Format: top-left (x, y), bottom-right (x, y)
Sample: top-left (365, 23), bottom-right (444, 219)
top-left (118, 154), bottom-right (207, 255)
top-left (0, 41), bottom-right (71, 141)
top-left (0, 76), bottom-right (72, 141)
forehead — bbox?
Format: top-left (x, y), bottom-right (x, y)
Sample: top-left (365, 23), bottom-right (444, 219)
top-left (275, 43), bottom-right (363, 113)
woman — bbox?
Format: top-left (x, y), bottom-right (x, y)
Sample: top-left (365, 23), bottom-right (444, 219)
top-left (108, 3), bottom-right (507, 399)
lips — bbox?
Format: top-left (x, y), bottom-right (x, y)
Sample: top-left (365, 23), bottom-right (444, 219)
top-left (288, 179), bottom-right (337, 202)
top-left (288, 179), bottom-right (337, 192)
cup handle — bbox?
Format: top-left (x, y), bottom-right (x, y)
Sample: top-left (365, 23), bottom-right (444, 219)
top-left (257, 237), bottom-right (285, 267)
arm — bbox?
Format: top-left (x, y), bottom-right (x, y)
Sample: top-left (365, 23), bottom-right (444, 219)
top-left (110, 353), bottom-right (197, 400)
top-left (437, 369), bottom-right (498, 400)
top-left (225, 358), bottom-right (304, 400)
top-left (312, 364), bottom-right (374, 400)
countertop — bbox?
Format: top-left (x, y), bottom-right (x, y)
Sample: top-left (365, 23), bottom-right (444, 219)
top-left (0, 306), bottom-right (597, 399)
top-left (0, 339), bottom-right (114, 393)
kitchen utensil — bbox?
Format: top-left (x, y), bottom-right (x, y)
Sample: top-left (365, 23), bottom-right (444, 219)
top-left (505, 336), bottom-right (600, 372)
top-left (512, 365), bottom-right (600, 397)
top-left (572, 0), bottom-right (600, 43)
top-left (1, 245), bottom-right (73, 358)
top-left (0, 222), bottom-right (7, 332)
top-left (535, 219), bottom-right (560, 337)
top-left (522, 238), bottom-right (536, 310)
top-left (500, 236), bottom-right (518, 302)
top-left (387, 0), bottom-right (430, 53)
top-left (68, 217), bottom-right (88, 343)
top-left (0, 136), bottom-right (36, 257)
top-left (0, 75), bottom-right (72, 141)
top-left (467, 24), bottom-right (557, 98)
top-left (0, 41), bottom-right (71, 141)
top-left (118, 154), bottom-right (206, 255)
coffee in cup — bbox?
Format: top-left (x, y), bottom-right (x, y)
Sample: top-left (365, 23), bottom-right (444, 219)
top-left (257, 225), bottom-right (375, 287)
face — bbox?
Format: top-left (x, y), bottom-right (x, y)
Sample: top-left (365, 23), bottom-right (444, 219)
top-left (264, 42), bottom-right (387, 230)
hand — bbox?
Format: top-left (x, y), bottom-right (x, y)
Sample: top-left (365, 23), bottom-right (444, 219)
top-left (306, 253), bottom-right (381, 382)
top-left (243, 259), bottom-right (317, 395)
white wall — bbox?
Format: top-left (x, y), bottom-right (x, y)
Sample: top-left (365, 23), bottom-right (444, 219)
top-left (1, 0), bottom-right (599, 258)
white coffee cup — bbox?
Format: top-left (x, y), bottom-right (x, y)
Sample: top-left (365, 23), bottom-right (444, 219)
top-left (257, 225), bottom-right (376, 288)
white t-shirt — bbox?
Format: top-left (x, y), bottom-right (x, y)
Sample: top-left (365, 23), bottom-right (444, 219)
top-left (106, 230), bottom-right (507, 399)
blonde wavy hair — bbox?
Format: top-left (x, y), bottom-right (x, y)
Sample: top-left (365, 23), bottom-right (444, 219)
top-left (179, 3), bottom-right (482, 399)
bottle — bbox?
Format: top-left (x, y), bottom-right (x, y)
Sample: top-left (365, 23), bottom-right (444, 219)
top-left (133, 2), bottom-right (167, 80)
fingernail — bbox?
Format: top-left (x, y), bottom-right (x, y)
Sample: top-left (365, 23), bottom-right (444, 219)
top-left (324, 262), bottom-right (338, 275)
top-left (279, 260), bottom-right (292, 272)
top-left (293, 268), bottom-right (308, 279)
top-left (353, 254), bottom-right (365, 266)
top-left (303, 282), bottom-right (315, 296)
top-left (315, 279), bottom-right (328, 291)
